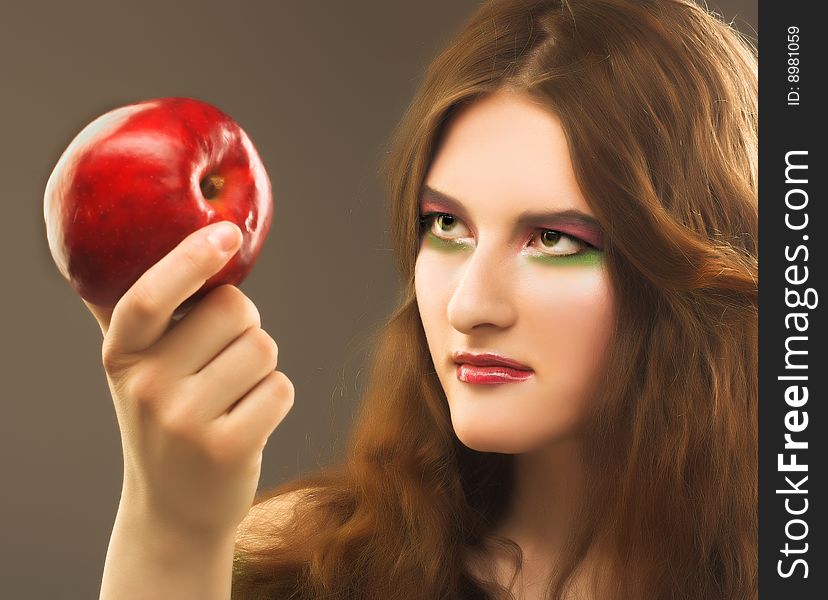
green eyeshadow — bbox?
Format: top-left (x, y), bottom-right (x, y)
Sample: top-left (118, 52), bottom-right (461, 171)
top-left (527, 247), bottom-right (603, 267)
top-left (424, 230), bottom-right (470, 253)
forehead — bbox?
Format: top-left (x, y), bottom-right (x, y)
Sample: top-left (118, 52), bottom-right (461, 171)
top-left (424, 90), bottom-right (593, 217)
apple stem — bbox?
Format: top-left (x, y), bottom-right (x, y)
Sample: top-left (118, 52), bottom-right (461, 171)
top-left (200, 174), bottom-right (225, 199)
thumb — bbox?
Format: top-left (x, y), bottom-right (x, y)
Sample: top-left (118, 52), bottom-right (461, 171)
top-left (82, 299), bottom-right (114, 336)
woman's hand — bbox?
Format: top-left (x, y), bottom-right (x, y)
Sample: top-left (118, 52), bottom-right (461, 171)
top-left (84, 221), bottom-right (294, 540)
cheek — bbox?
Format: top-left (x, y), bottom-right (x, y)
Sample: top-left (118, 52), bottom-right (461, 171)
top-left (414, 252), bottom-right (452, 310)
top-left (523, 269), bottom-right (614, 370)
top-left (414, 255), bottom-right (449, 344)
top-left (513, 270), bottom-right (615, 438)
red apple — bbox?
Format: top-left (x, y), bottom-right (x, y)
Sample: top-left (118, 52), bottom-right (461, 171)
top-left (44, 96), bottom-right (272, 315)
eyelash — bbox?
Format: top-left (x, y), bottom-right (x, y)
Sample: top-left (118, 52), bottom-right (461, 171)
top-left (417, 211), bottom-right (596, 257)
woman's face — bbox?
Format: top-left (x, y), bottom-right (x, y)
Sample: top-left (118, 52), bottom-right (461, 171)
top-left (414, 90), bottom-right (615, 454)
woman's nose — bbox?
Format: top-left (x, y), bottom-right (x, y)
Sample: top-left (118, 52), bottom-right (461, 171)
top-left (446, 244), bottom-right (517, 334)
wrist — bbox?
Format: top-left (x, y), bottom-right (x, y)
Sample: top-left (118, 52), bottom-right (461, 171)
top-left (115, 499), bottom-right (236, 562)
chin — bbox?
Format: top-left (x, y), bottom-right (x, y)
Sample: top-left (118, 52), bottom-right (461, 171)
top-left (451, 420), bottom-right (545, 454)
top-left (450, 411), bottom-right (584, 455)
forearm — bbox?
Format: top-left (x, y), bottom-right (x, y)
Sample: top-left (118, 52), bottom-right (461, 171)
top-left (99, 504), bottom-right (236, 600)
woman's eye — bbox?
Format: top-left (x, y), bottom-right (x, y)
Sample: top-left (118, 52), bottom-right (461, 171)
top-left (418, 212), bottom-right (470, 239)
top-left (529, 229), bottom-right (590, 257)
top-left (418, 212), bottom-right (594, 257)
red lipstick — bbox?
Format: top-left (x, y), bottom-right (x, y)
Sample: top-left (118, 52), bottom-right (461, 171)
top-left (452, 351), bottom-right (534, 385)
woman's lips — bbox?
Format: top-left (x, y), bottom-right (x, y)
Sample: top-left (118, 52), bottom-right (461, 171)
top-left (456, 364), bottom-right (535, 384)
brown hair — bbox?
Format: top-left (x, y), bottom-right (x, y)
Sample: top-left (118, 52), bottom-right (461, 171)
top-left (232, 1), bottom-right (758, 598)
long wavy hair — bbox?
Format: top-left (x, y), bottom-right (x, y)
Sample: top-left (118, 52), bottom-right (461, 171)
top-left (232, 1), bottom-right (758, 598)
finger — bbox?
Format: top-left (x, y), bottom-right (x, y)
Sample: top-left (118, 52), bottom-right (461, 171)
top-left (219, 370), bottom-right (295, 451)
top-left (82, 299), bottom-right (114, 336)
top-left (186, 326), bottom-right (279, 422)
top-left (149, 284), bottom-right (261, 378)
top-left (106, 221), bottom-right (242, 355)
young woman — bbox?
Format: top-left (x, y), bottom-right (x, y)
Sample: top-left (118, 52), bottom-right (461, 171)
top-left (90, 0), bottom-right (757, 598)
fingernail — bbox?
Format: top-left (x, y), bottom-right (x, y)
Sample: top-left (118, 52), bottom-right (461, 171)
top-left (206, 222), bottom-right (239, 251)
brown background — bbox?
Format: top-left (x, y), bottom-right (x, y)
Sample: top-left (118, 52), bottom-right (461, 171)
top-left (0, 1), bottom-right (756, 596)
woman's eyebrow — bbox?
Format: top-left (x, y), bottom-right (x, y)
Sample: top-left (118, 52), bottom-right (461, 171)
top-left (420, 184), bottom-right (601, 229)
